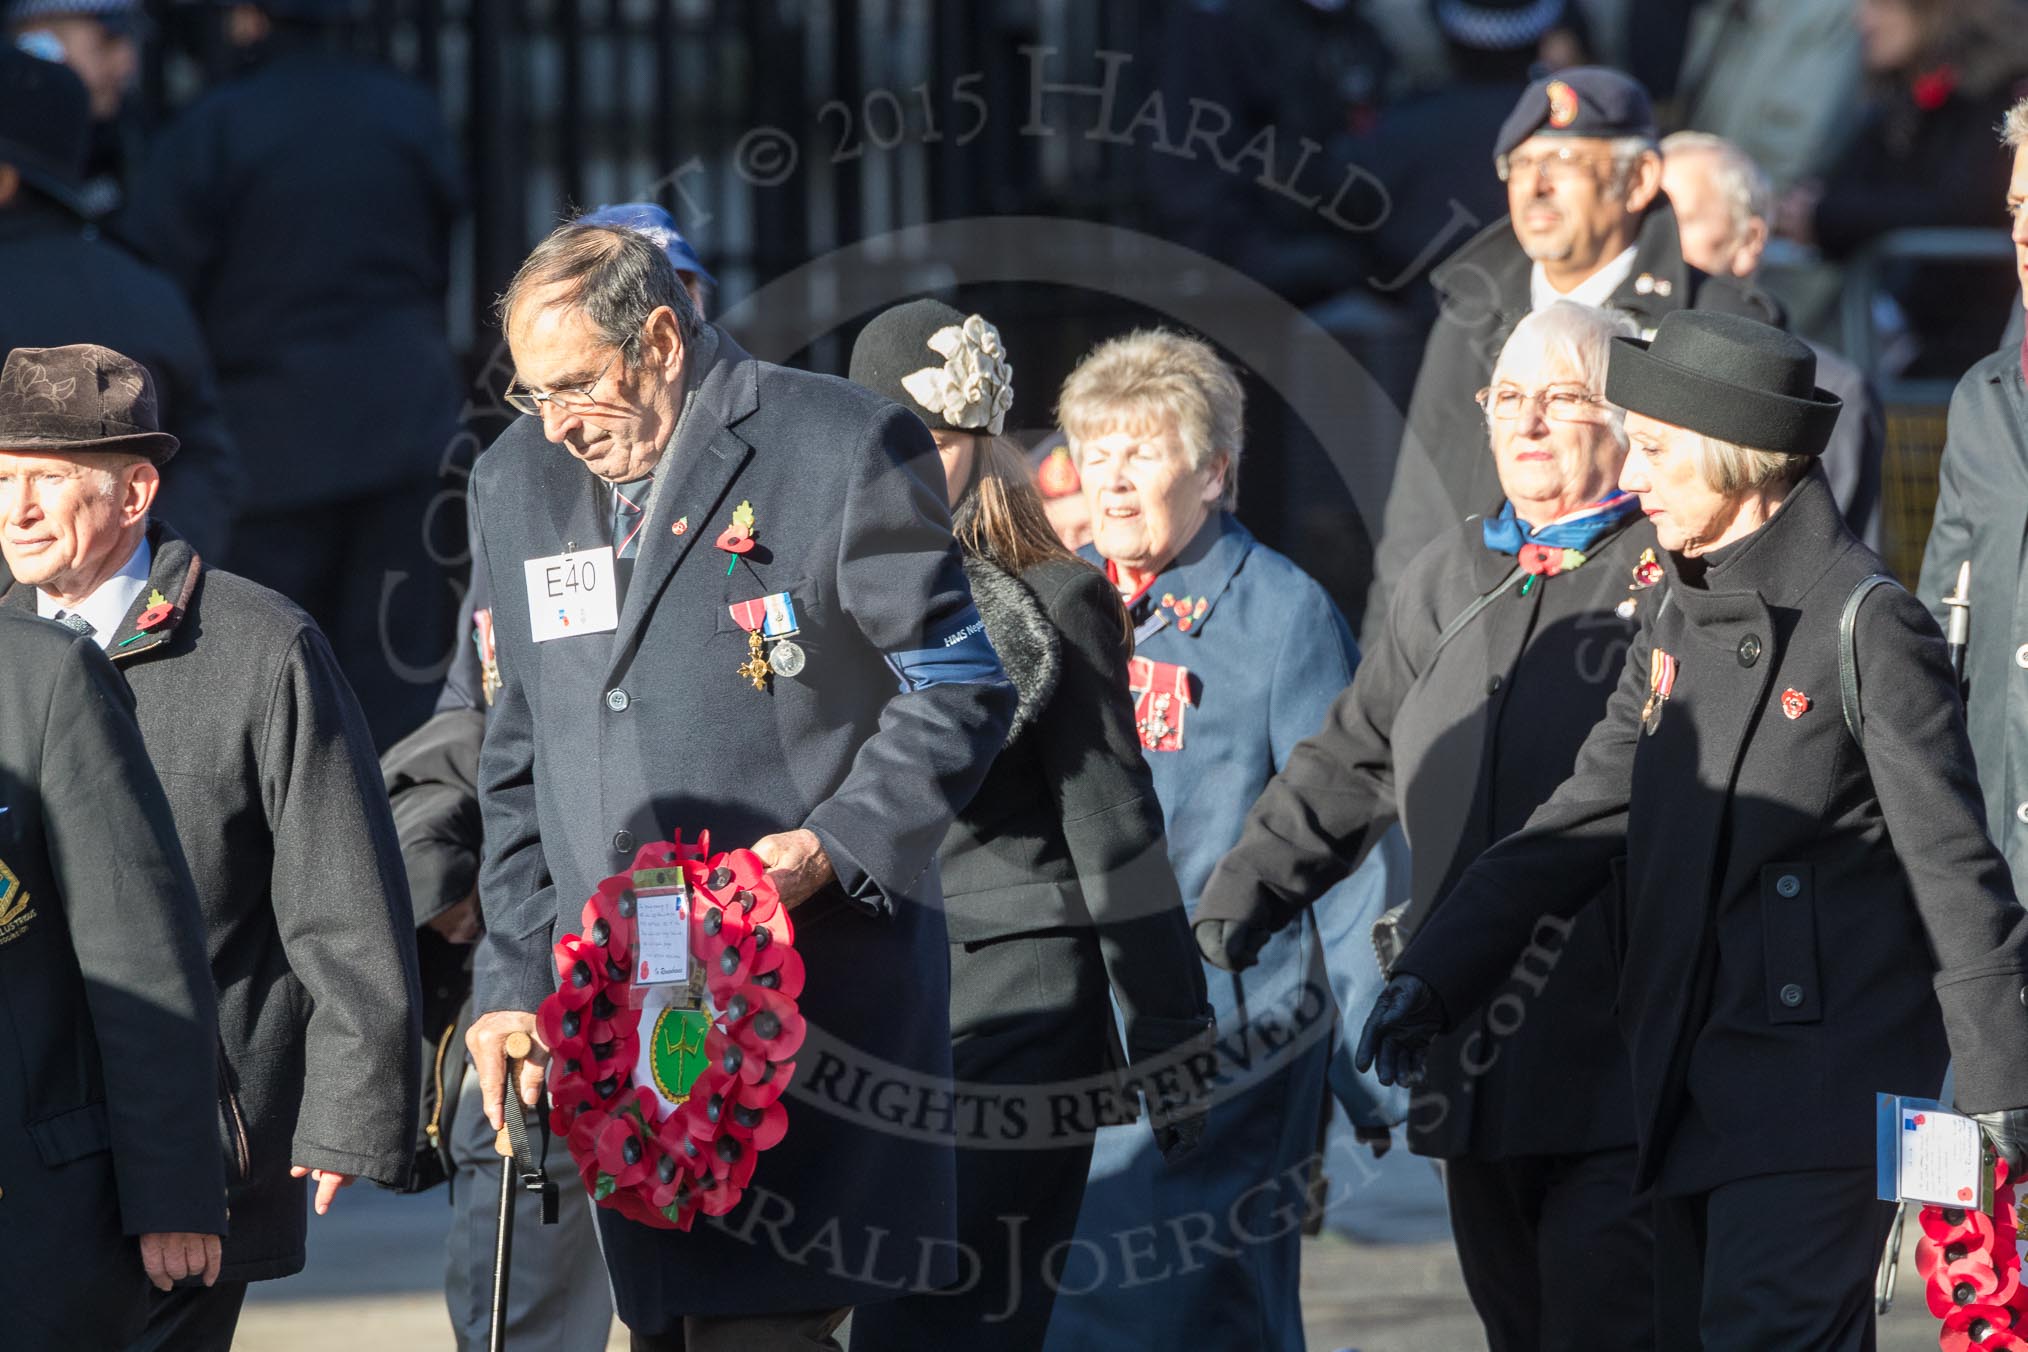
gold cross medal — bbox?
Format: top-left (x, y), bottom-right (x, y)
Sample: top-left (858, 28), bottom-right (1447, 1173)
top-left (1640, 648), bottom-right (1679, 736)
top-left (728, 592), bottom-right (804, 690)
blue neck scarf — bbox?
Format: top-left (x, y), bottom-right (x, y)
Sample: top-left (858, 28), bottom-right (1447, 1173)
top-left (1481, 492), bottom-right (1639, 558)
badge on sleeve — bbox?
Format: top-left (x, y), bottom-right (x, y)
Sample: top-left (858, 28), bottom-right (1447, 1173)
top-left (1129, 655), bottom-right (1194, 752)
top-left (0, 857), bottom-right (32, 947)
top-left (523, 546), bottom-right (619, 642)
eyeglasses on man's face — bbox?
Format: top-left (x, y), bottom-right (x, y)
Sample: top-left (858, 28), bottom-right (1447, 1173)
top-left (504, 343), bottom-right (630, 418)
top-left (1475, 383), bottom-right (1608, 423)
top-left (1496, 145), bottom-right (1620, 186)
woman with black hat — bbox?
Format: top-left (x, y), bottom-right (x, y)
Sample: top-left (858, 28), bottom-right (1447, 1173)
top-left (845, 299), bottom-right (1213, 1349)
top-left (1358, 309), bottom-right (2028, 1348)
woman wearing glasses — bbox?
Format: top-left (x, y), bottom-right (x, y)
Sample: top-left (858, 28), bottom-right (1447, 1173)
top-left (1195, 302), bottom-right (1659, 1352)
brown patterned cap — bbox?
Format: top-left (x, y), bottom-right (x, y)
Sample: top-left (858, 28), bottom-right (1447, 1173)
top-left (0, 344), bottom-right (179, 464)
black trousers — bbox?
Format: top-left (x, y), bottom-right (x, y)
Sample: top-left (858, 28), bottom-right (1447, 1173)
top-left (627, 1308), bottom-right (850, 1352)
top-left (850, 931), bottom-right (1109, 1351)
top-left (125, 1279), bottom-right (249, 1352)
top-left (1652, 1168), bottom-right (1893, 1352)
top-left (1444, 1147), bottom-right (1656, 1352)
top-left (230, 477), bottom-right (458, 750)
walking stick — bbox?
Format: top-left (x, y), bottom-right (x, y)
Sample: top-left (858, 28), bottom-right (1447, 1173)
top-left (489, 1031), bottom-right (558, 1352)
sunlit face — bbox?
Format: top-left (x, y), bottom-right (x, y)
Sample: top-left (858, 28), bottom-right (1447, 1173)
top-left (1858, 0), bottom-right (1923, 75)
top-left (1661, 150), bottom-right (1762, 279)
top-left (505, 285), bottom-right (686, 484)
top-left (2008, 144), bottom-right (2028, 309)
top-left (1505, 134), bottom-right (1648, 276)
top-left (1619, 412), bottom-right (1749, 555)
top-left (0, 451), bottom-right (153, 597)
top-left (1484, 351), bottom-right (1625, 524)
top-left (930, 429), bottom-right (978, 509)
top-left (1075, 415), bottom-right (1224, 577)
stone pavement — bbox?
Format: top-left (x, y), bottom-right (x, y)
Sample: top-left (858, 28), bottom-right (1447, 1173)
top-left (234, 1148), bottom-right (1949, 1351)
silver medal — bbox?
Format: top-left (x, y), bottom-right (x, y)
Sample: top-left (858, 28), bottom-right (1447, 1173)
top-left (768, 639), bottom-right (806, 679)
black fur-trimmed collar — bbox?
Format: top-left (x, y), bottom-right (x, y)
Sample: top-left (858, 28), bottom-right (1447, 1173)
top-left (962, 552), bottom-right (1061, 746)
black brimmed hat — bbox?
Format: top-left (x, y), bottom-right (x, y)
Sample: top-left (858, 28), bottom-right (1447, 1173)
top-left (0, 48), bottom-right (88, 214)
top-left (847, 298), bottom-right (1014, 435)
top-left (1605, 311), bottom-right (1841, 459)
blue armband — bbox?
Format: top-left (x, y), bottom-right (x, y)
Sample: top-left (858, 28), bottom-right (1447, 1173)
top-left (883, 604), bottom-right (1008, 692)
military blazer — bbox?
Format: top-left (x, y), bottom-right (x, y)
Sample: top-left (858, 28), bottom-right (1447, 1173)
top-left (1201, 514), bottom-right (1656, 1160)
top-left (468, 326), bottom-right (1015, 1321)
top-left (0, 613), bottom-right (224, 1350)
top-left (1400, 469), bottom-right (2028, 1196)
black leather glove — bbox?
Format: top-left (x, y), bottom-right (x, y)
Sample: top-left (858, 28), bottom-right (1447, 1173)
top-left (1972, 1108), bottom-right (2028, 1174)
top-left (1353, 974), bottom-right (1446, 1088)
top-left (1153, 1104), bottom-right (1207, 1163)
top-left (1194, 915), bottom-right (1272, 972)
top-left (1354, 1121), bottom-right (1394, 1160)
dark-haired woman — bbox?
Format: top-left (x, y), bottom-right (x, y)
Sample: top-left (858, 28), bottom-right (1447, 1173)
top-left (845, 300), bottom-right (1213, 1349)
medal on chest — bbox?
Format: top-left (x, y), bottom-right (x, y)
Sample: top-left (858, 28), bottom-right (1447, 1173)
top-left (1129, 655), bottom-right (1194, 752)
top-left (1640, 648), bottom-right (1679, 735)
top-left (728, 592), bottom-right (804, 691)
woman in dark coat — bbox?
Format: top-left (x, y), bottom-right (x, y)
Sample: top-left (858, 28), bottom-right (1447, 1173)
top-left (1361, 310), bottom-right (2028, 1350)
top-left (845, 300), bottom-right (1213, 1349)
top-left (1196, 302), bottom-right (1657, 1352)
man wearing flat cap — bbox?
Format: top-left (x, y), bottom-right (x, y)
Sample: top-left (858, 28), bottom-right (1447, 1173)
top-left (1362, 309), bottom-right (2028, 1346)
top-left (0, 607), bottom-right (226, 1352)
top-left (1362, 65), bottom-right (1778, 647)
top-left (0, 342), bottom-right (422, 1352)
top-left (0, 47), bottom-right (240, 562)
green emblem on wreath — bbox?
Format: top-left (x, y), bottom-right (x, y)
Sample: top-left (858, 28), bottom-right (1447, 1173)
top-left (650, 1006), bottom-right (712, 1106)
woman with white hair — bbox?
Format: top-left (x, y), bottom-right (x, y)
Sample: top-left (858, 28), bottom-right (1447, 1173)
top-left (1040, 328), bottom-right (1401, 1352)
top-left (1197, 302), bottom-right (1660, 1351)
top-left (1363, 309), bottom-right (2028, 1347)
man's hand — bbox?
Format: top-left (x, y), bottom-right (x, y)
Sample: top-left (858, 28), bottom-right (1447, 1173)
top-left (1353, 974), bottom-right (1446, 1088)
top-left (426, 891), bottom-right (483, 945)
top-left (467, 1009), bottom-right (549, 1132)
top-left (750, 829), bottom-right (834, 910)
top-left (1973, 1108), bottom-right (2028, 1174)
top-left (139, 1232), bottom-right (221, 1291)
top-left (1195, 915), bottom-right (1273, 973)
top-left (289, 1166), bottom-right (355, 1216)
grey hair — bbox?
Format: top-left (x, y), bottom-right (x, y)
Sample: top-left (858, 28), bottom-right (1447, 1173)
top-left (1660, 130), bottom-right (1774, 245)
top-left (1691, 431), bottom-right (1811, 495)
top-left (1488, 301), bottom-right (1639, 443)
top-left (2002, 97), bottom-right (2028, 147)
top-left (1606, 133), bottom-right (1661, 194)
top-left (1057, 328), bottom-right (1247, 509)
top-left (496, 221), bottom-right (705, 360)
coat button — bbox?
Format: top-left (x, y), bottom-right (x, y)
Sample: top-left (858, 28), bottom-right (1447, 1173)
top-left (2017, 644), bottom-right (2028, 669)
top-left (2017, 803), bottom-right (2028, 826)
top-left (1486, 675), bottom-right (1503, 696)
top-left (1775, 873), bottom-right (1802, 898)
top-left (1779, 983), bottom-right (1806, 1008)
top-left (613, 830), bottom-right (635, 855)
top-left (1737, 634), bottom-right (1762, 667)
top-left (605, 688), bottom-right (630, 712)
top-left (2019, 984), bottom-right (2028, 1009)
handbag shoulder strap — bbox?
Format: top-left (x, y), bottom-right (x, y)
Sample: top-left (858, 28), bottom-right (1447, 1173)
top-left (1839, 573), bottom-right (1899, 749)
top-left (1430, 565), bottom-right (1526, 661)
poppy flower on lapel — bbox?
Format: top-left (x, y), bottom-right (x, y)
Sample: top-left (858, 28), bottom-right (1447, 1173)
top-left (1780, 688), bottom-right (1811, 721)
top-left (136, 600), bottom-right (174, 632)
top-left (1632, 549), bottom-right (1664, 589)
top-left (714, 500), bottom-right (757, 555)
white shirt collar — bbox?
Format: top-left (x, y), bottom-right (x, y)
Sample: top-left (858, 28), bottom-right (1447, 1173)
top-left (1530, 245), bottom-right (1640, 313)
top-left (37, 535), bottom-right (153, 649)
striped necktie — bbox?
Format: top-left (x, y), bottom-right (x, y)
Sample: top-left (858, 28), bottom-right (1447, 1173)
top-left (52, 610), bottom-right (94, 639)
top-left (612, 479), bottom-right (650, 560)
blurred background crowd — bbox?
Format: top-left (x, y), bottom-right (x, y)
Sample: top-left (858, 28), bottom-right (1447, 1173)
top-left (11, 0), bottom-right (2025, 755)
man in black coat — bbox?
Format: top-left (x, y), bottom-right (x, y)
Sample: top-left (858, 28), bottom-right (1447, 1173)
top-left (0, 48), bottom-right (241, 562)
top-left (0, 610), bottom-right (227, 1352)
top-left (1363, 66), bottom-right (1778, 644)
top-left (119, 0), bottom-right (465, 747)
top-left (1919, 96), bottom-right (2028, 901)
top-left (465, 222), bottom-right (1015, 1349)
top-left (0, 342), bottom-right (423, 1352)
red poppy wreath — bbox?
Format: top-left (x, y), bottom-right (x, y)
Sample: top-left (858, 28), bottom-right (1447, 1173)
top-left (536, 833), bottom-right (806, 1230)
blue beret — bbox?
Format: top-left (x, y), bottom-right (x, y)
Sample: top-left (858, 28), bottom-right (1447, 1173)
top-left (576, 202), bottom-right (715, 288)
top-left (1493, 66), bottom-right (1656, 163)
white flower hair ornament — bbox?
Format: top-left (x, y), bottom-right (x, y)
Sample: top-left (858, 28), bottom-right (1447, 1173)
top-left (899, 314), bottom-right (1014, 435)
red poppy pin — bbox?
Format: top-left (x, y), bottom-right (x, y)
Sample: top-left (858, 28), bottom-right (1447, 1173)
top-left (714, 500), bottom-right (756, 555)
top-left (1781, 688), bottom-right (1811, 720)
top-left (136, 588), bottom-right (174, 632)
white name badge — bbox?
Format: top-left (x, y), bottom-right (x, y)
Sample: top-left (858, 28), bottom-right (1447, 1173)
top-left (523, 547), bottom-right (618, 642)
